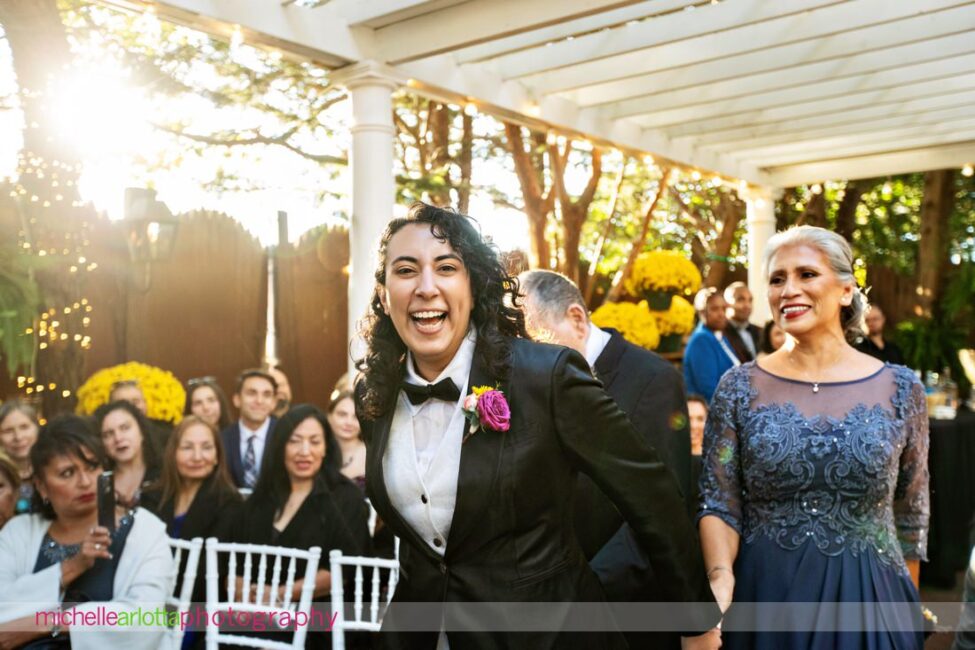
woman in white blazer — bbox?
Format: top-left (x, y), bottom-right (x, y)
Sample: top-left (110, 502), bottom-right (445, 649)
top-left (0, 415), bottom-right (173, 649)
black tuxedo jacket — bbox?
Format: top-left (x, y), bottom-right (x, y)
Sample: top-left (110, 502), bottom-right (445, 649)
top-left (359, 336), bottom-right (719, 650)
top-left (723, 321), bottom-right (762, 363)
top-left (220, 417), bottom-right (277, 488)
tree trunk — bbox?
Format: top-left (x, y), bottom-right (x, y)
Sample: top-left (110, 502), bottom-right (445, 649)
top-left (584, 158), bottom-right (628, 304)
top-left (607, 168), bottom-right (672, 302)
top-left (835, 180), bottom-right (865, 242)
top-left (457, 111), bottom-right (473, 214)
top-left (916, 169), bottom-right (955, 317)
top-left (703, 192), bottom-right (744, 289)
top-left (0, 0), bottom-right (90, 414)
top-left (428, 101), bottom-right (452, 207)
top-left (503, 122), bottom-right (554, 268)
top-left (550, 143), bottom-right (602, 285)
top-left (799, 190), bottom-right (827, 227)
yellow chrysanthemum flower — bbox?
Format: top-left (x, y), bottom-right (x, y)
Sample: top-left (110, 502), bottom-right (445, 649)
top-left (591, 301), bottom-right (660, 350)
top-left (652, 295), bottom-right (697, 336)
top-left (76, 361), bottom-right (185, 424)
top-left (624, 250), bottom-right (702, 297)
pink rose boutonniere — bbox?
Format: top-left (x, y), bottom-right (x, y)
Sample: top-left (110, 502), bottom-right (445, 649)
top-left (462, 385), bottom-right (511, 441)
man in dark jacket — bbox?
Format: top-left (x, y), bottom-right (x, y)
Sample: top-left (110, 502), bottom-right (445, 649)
top-left (520, 270), bottom-right (694, 649)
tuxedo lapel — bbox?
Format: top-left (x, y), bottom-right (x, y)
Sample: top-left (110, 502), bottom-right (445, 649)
top-left (368, 405), bottom-right (441, 564)
top-left (593, 329), bottom-right (625, 390)
top-left (225, 424), bottom-right (243, 485)
top-left (445, 349), bottom-right (507, 558)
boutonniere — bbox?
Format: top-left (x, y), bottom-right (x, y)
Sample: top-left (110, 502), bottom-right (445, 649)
top-left (462, 385), bottom-right (511, 441)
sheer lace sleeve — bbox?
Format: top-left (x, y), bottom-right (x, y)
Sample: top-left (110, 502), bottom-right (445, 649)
top-left (697, 366), bottom-right (747, 533)
top-left (892, 368), bottom-right (930, 561)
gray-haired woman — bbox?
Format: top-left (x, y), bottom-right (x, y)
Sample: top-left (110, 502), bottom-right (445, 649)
top-left (698, 225), bottom-right (929, 649)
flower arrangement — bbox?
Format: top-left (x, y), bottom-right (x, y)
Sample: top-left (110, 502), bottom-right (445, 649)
top-left (591, 300), bottom-right (660, 350)
top-left (624, 250), bottom-right (702, 299)
top-left (652, 295), bottom-right (696, 336)
top-left (76, 361), bottom-right (186, 424)
top-left (462, 385), bottom-right (511, 439)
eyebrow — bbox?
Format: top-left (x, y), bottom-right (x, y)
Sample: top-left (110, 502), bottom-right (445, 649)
top-left (391, 253), bottom-right (463, 265)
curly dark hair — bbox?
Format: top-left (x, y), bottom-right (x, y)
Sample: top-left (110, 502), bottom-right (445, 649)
top-left (355, 202), bottom-right (528, 420)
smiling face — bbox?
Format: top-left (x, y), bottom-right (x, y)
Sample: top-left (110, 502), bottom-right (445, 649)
top-left (174, 422), bottom-right (219, 483)
top-left (728, 286), bottom-right (753, 322)
top-left (35, 449), bottom-right (103, 520)
top-left (100, 408), bottom-right (144, 465)
top-left (327, 397), bottom-right (360, 442)
top-left (233, 376), bottom-right (276, 429)
top-left (190, 386), bottom-right (222, 428)
top-left (284, 417), bottom-right (326, 483)
top-left (767, 244), bottom-right (853, 341)
top-left (381, 223), bottom-right (473, 381)
top-left (0, 409), bottom-right (39, 464)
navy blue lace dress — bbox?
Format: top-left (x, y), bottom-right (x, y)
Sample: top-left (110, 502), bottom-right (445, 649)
top-left (699, 362), bottom-right (929, 650)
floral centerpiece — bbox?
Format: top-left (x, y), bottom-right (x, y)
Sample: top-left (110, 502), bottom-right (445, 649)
top-left (651, 295), bottom-right (696, 353)
top-left (76, 361), bottom-right (186, 424)
top-left (591, 300), bottom-right (660, 351)
top-left (624, 250), bottom-right (702, 310)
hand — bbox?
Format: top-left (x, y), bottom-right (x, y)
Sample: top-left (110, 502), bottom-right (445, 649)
top-left (708, 569), bottom-right (735, 615)
top-left (61, 526), bottom-right (112, 586)
top-left (681, 627), bottom-right (722, 650)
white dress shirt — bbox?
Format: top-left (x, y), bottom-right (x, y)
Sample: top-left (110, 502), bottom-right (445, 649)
top-left (383, 329), bottom-right (476, 556)
top-left (238, 417), bottom-right (271, 469)
top-left (584, 323), bottom-right (612, 369)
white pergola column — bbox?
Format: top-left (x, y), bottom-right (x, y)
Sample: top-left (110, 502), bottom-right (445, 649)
top-left (333, 62), bottom-right (400, 376)
top-left (742, 185), bottom-right (782, 326)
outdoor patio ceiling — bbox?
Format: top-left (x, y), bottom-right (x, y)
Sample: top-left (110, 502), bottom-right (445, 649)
top-left (105, 0), bottom-right (975, 187)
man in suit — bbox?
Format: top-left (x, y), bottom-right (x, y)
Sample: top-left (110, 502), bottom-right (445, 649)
top-left (520, 270), bottom-right (693, 649)
top-left (723, 281), bottom-right (761, 363)
top-left (356, 204), bottom-right (721, 650)
top-left (220, 368), bottom-right (278, 488)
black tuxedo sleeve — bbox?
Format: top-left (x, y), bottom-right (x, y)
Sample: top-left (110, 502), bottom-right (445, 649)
top-left (552, 348), bottom-right (720, 631)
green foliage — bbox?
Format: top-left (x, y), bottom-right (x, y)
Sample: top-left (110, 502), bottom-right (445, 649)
top-left (895, 317), bottom-right (968, 392)
top-left (0, 248), bottom-right (39, 376)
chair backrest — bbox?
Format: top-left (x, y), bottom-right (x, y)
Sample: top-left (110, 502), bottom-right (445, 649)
top-left (165, 537), bottom-right (204, 650)
top-left (329, 549), bottom-right (400, 650)
top-left (365, 498), bottom-right (378, 538)
top-left (204, 537), bottom-right (322, 650)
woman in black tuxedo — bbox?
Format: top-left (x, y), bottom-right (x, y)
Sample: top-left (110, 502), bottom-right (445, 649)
top-left (355, 203), bottom-right (721, 650)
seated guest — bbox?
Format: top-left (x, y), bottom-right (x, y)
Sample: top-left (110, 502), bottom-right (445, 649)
top-left (327, 389), bottom-right (366, 492)
top-left (855, 303), bottom-right (905, 365)
top-left (686, 394), bottom-right (708, 515)
top-left (96, 401), bottom-right (161, 510)
top-left (683, 287), bottom-right (740, 401)
top-left (0, 399), bottom-right (40, 514)
top-left (110, 379), bottom-right (172, 448)
top-left (267, 366), bottom-right (293, 419)
top-left (723, 281), bottom-right (761, 363)
top-left (233, 404), bottom-right (369, 649)
top-left (758, 319), bottom-right (786, 359)
top-left (184, 376), bottom-right (232, 431)
top-left (0, 415), bottom-right (173, 650)
top-left (221, 369), bottom-right (278, 489)
top-left (0, 452), bottom-right (20, 530)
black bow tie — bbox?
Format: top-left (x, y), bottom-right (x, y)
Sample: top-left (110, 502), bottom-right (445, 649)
top-left (401, 378), bottom-right (461, 406)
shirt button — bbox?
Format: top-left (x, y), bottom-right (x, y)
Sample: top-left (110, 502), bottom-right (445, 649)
top-left (433, 537), bottom-right (443, 548)
top-left (439, 562), bottom-right (447, 575)
top-left (421, 494), bottom-right (428, 504)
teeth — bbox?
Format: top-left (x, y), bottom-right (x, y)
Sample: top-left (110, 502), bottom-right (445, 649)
top-left (782, 306), bottom-right (808, 314)
top-left (412, 311), bottom-right (445, 319)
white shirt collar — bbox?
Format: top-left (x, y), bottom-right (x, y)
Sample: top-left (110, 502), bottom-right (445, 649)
top-left (404, 328), bottom-right (477, 414)
top-left (239, 416), bottom-right (271, 441)
top-left (584, 323), bottom-right (612, 368)
top-left (730, 318), bottom-right (750, 331)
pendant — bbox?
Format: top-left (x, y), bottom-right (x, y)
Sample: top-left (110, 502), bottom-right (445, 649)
top-left (813, 383), bottom-right (820, 393)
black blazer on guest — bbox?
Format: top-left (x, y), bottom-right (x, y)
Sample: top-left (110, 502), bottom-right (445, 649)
top-left (359, 336), bottom-right (719, 650)
top-left (142, 473), bottom-right (243, 602)
top-left (220, 417), bottom-right (277, 488)
top-left (581, 329), bottom-right (693, 649)
top-left (723, 321), bottom-right (762, 363)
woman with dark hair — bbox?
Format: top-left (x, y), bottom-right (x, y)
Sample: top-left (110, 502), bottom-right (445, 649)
top-left (699, 226), bottom-right (929, 649)
top-left (327, 388), bottom-right (366, 492)
top-left (355, 202), bottom-right (719, 649)
top-left (184, 377), bottom-right (232, 431)
top-left (0, 399), bottom-right (40, 514)
top-left (757, 319), bottom-right (786, 358)
top-left (95, 400), bottom-right (161, 510)
top-left (233, 404), bottom-right (369, 646)
top-left (0, 415), bottom-right (172, 649)
top-left (0, 451), bottom-right (20, 530)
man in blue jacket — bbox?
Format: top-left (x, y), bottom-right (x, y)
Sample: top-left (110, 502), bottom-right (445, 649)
top-left (683, 287), bottom-right (740, 402)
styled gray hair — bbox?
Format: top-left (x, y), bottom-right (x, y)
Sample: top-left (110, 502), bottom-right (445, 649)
top-left (518, 270), bottom-right (587, 325)
top-left (762, 225), bottom-right (866, 343)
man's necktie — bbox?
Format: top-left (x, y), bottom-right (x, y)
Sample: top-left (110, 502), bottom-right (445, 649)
top-left (242, 434), bottom-right (258, 488)
top-left (401, 377), bottom-right (461, 405)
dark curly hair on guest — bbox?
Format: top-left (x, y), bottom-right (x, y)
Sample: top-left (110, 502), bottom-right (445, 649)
top-left (355, 202), bottom-right (528, 420)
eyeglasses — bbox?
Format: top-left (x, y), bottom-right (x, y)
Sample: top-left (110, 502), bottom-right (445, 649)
top-left (187, 376), bottom-right (217, 387)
